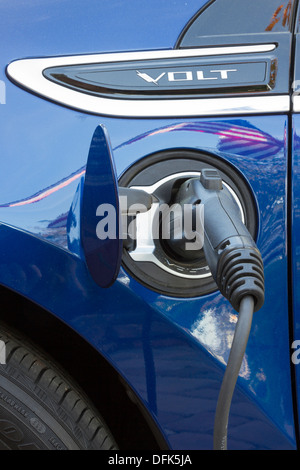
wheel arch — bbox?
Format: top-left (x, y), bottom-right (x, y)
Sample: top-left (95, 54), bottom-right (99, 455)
top-left (0, 283), bottom-right (167, 450)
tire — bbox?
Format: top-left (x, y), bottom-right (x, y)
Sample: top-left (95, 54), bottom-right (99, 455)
top-left (0, 323), bottom-right (118, 450)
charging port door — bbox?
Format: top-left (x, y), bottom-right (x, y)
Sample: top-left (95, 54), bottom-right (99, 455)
top-left (81, 125), bottom-right (122, 288)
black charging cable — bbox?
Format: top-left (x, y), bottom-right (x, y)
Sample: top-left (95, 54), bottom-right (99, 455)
top-left (213, 295), bottom-right (255, 450)
top-left (165, 169), bottom-right (265, 450)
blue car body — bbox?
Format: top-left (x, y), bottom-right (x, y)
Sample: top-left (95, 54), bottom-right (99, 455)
top-left (0, 0), bottom-right (299, 450)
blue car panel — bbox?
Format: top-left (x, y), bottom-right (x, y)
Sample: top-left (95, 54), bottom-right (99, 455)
top-left (0, 0), bottom-right (299, 451)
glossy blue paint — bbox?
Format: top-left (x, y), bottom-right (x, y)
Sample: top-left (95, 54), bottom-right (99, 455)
top-left (0, 0), bottom-right (205, 60)
top-left (0, 0), bottom-right (297, 451)
top-left (0, 223), bottom-right (295, 450)
top-left (0, 92), bottom-right (295, 448)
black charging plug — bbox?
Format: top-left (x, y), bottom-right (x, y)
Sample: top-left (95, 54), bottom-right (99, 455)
top-left (166, 168), bottom-right (264, 312)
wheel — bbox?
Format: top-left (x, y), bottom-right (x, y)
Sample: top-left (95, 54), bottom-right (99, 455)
top-left (0, 323), bottom-right (118, 450)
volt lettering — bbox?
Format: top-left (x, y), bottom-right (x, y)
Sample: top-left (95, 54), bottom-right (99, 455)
top-left (136, 69), bottom-right (237, 85)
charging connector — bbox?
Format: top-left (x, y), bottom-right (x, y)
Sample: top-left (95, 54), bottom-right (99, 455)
top-left (166, 168), bottom-right (264, 312)
top-left (165, 168), bottom-right (265, 450)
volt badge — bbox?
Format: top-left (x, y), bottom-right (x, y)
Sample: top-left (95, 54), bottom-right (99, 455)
top-left (43, 59), bottom-right (271, 97)
top-left (136, 68), bottom-right (239, 85)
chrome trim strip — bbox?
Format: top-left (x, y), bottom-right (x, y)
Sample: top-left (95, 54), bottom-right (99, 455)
top-left (7, 45), bottom-right (289, 118)
top-left (293, 95), bottom-right (300, 112)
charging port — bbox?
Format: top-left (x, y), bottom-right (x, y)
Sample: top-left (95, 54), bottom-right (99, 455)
top-left (119, 149), bottom-right (257, 298)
